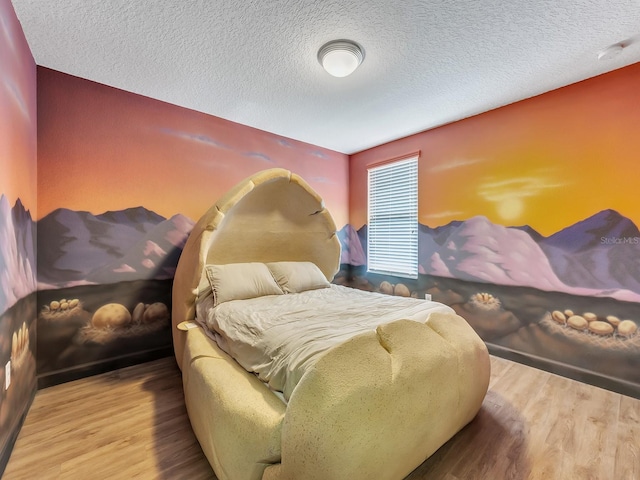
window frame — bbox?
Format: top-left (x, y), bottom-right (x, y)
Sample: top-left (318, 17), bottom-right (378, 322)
top-left (367, 154), bottom-right (419, 279)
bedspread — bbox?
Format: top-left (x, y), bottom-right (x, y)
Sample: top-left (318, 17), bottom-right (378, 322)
top-left (197, 285), bottom-right (454, 400)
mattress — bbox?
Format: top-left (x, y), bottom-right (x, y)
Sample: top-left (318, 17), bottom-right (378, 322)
top-left (197, 285), bottom-right (454, 400)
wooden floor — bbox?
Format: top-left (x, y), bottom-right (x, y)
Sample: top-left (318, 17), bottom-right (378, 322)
top-left (4, 356), bottom-right (639, 480)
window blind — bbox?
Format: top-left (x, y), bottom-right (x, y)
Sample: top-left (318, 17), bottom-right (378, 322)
top-left (367, 156), bottom-right (418, 279)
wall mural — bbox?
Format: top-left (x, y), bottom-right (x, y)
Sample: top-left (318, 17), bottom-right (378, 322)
top-left (345, 63), bottom-right (640, 397)
top-left (35, 206), bottom-right (188, 384)
top-left (0, 0), bottom-right (37, 471)
top-left (36, 67), bottom-right (349, 385)
top-left (0, 197), bottom-right (36, 471)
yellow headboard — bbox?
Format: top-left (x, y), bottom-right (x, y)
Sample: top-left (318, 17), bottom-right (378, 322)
top-left (171, 168), bottom-right (341, 368)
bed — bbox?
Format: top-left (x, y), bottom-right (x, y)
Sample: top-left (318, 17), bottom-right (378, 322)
top-left (171, 168), bottom-right (490, 480)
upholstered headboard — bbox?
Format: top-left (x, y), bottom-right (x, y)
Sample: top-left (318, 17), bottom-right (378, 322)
top-left (171, 168), bottom-right (341, 368)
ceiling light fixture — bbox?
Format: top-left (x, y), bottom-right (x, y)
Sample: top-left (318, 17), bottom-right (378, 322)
top-left (318, 40), bottom-right (365, 77)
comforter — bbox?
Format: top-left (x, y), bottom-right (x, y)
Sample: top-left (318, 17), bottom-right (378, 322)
top-left (197, 285), bottom-right (454, 400)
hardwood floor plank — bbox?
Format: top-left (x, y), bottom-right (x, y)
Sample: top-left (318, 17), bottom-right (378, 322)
top-left (577, 387), bottom-right (619, 479)
top-left (519, 371), bottom-right (567, 480)
top-left (544, 374), bottom-right (585, 457)
top-left (615, 395), bottom-right (640, 480)
top-left (487, 355), bottom-right (513, 388)
top-left (3, 358), bottom-right (217, 480)
top-left (4, 355), bottom-right (640, 479)
top-left (620, 394), bottom-right (640, 425)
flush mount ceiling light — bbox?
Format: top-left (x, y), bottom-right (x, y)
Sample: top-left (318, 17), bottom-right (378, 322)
top-left (318, 40), bottom-right (365, 77)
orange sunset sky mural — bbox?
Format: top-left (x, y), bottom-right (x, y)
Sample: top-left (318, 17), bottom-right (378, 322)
top-left (36, 68), bottom-right (349, 227)
top-left (0, 0), bottom-right (36, 212)
top-left (350, 62), bottom-right (640, 237)
top-left (35, 62), bottom-right (640, 240)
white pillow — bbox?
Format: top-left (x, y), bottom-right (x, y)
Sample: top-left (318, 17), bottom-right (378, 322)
top-left (266, 261), bottom-right (331, 294)
top-left (204, 263), bottom-right (283, 307)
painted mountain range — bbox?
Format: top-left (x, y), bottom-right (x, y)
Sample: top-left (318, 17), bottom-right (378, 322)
top-left (37, 207), bottom-right (195, 289)
top-left (0, 195), bottom-right (36, 313)
top-left (0, 195), bottom-right (37, 314)
top-left (339, 209), bottom-right (640, 303)
top-left (7, 200), bottom-right (640, 302)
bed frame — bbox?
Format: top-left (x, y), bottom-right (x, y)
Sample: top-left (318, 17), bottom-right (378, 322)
top-left (172, 168), bottom-right (490, 480)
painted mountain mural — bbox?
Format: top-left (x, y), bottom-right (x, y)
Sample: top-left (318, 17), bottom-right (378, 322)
top-left (336, 224), bottom-right (366, 266)
top-left (339, 209), bottom-right (640, 303)
top-left (37, 207), bottom-right (194, 288)
top-left (0, 195), bottom-right (37, 314)
top-left (539, 210), bottom-right (640, 294)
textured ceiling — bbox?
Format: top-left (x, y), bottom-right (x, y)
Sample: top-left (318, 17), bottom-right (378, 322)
top-left (11, 0), bottom-right (640, 154)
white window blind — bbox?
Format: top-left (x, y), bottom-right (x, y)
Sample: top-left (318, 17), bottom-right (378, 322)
top-left (367, 156), bottom-right (418, 279)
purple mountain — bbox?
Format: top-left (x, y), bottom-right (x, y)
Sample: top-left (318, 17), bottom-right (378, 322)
top-left (346, 210), bottom-right (640, 302)
top-left (337, 224), bottom-right (366, 266)
top-left (543, 209), bottom-right (639, 252)
top-left (95, 207), bottom-right (166, 233)
top-left (357, 225), bottom-right (368, 258)
top-left (420, 215), bottom-right (569, 290)
top-left (85, 214), bottom-right (194, 284)
top-left (0, 196), bottom-right (37, 313)
top-left (37, 207), bottom-right (194, 288)
top-left (418, 221), bottom-right (465, 267)
top-left (538, 210), bottom-right (640, 292)
top-left (511, 224), bottom-right (545, 243)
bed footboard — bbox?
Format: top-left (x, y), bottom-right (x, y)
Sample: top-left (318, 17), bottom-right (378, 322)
top-left (182, 328), bottom-right (286, 480)
top-left (262, 312), bottom-right (490, 480)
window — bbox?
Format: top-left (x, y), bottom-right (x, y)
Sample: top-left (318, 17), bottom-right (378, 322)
top-left (367, 155), bottom-right (418, 279)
